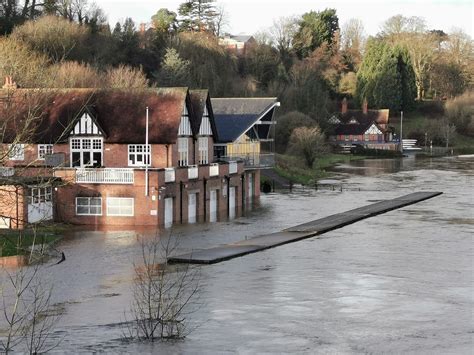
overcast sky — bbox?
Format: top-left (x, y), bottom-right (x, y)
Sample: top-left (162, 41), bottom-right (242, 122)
top-left (94, 0), bottom-right (473, 37)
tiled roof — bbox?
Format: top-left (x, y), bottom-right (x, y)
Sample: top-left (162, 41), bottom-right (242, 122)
top-left (0, 88), bottom-right (188, 144)
top-left (338, 109), bottom-right (389, 125)
top-left (231, 35), bottom-right (254, 42)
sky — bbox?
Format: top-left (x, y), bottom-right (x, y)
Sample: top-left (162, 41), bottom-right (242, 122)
top-left (95, 0), bottom-right (473, 38)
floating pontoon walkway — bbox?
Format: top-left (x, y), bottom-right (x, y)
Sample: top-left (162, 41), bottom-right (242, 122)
top-left (168, 191), bottom-right (442, 265)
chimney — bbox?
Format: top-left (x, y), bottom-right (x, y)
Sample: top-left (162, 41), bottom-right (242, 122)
top-left (362, 98), bottom-right (368, 114)
top-left (341, 97), bottom-right (348, 114)
top-left (2, 76), bottom-right (17, 90)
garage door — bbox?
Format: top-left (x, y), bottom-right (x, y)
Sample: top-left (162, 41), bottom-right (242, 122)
top-left (210, 190), bottom-right (217, 222)
top-left (229, 187), bottom-right (236, 219)
top-left (164, 197), bottom-right (173, 228)
top-left (188, 193), bottom-right (197, 224)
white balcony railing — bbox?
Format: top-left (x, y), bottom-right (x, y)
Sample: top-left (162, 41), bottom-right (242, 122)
top-left (75, 168), bottom-right (134, 184)
top-left (165, 168), bottom-right (175, 183)
top-left (188, 165), bottom-right (198, 180)
top-left (228, 161), bottom-right (238, 174)
top-left (0, 167), bottom-right (14, 177)
top-left (209, 163), bottom-right (219, 177)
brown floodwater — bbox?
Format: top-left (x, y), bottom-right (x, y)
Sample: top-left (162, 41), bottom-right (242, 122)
top-left (1, 156), bottom-right (473, 353)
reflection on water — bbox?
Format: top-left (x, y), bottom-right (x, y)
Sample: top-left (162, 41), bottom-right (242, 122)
top-left (1, 156), bottom-right (473, 354)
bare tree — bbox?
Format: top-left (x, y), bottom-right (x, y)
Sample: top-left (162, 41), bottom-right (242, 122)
top-left (0, 262), bottom-right (60, 354)
top-left (268, 16), bottom-right (299, 71)
top-left (123, 234), bottom-right (200, 341)
top-left (288, 126), bottom-right (328, 168)
top-left (105, 64), bottom-right (149, 89)
top-left (213, 4), bottom-right (228, 37)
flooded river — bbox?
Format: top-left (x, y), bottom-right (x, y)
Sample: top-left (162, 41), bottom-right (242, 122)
top-left (3, 156), bottom-right (474, 353)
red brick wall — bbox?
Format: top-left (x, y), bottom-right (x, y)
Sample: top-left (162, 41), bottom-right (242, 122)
top-left (54, 161), bottom-right (249, 227)
top-left (0, 185), bottom-right (26, 229)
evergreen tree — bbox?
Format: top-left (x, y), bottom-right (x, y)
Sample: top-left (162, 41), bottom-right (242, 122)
top-left (293, 9), bottom-right (339, 58)
top-left (356, 39), bottom-right (416, 112)
top-left (178, 0), bottom-right (218, 33)
top-left (155, 47), bottom-right (191, 86)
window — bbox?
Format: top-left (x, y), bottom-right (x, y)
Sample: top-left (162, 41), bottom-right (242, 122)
top-left (8, 144), bottom-right (24, 160)
top-left (178, 137), bottom-right (188, 167)
top-left (198, 137), bottom-right (209, 164)
top-left (70, 137), bottom-right (103, 168)
top-left (128, 145), bottom-right (151, 166)
top-left (76, 197), bottom-right (102, 216)
top-left (27, 186), bottom-right (52, 204)
top-left (38, 144), bottom-right (53, 159)
top-left (107, 197), bottom-right (134, 216)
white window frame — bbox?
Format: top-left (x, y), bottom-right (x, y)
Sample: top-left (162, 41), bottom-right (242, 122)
top-left (70, 137), bottom-right (103, 167)
top-left (8, 144), bottom-right (24, 160)
top-left (198, 137), bottom-right (209, 164)
top-left (128, 144), bottom-right (151, 167)
top-left (107, 197), bottom-right (134, 217)
top-left (28, 186), bottom-right (52, 204)
top-left (76, 197), bottom-right (102, 216)
top-left (178, 137), bottom-right (189, 167)
top-left (38, 144), bottom-right (54, 160)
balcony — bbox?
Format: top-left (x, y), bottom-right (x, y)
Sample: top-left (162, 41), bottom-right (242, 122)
top-left (0, 167), bottom-right (15, 177)
top-left (209, 163), bottom-right (219, 177)
top-left (217, 153), bottom-right (275, 169)
top-left (164, 168), bottom-right (175, 183)
top-left (188, 165), bottom-right (198, 180)
top-left (75, 168), bottom-right (134, 184)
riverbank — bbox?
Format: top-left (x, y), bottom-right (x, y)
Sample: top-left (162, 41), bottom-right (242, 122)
top-left (0, 224), bottom-right (65, 257)
top-left (273, 153), bottom-right (380, 185)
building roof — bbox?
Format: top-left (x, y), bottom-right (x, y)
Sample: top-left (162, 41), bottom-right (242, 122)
top-left (334, 120), bottom-right (378, 135)
top-left (338, 109), bottom-right (389, 126)
top-left (212, 98), bottom-right (277, 115)
top-left (0, 88), bottom-right (189, 144)
top-left (211, 98), bottom-right (279, 143)
top-left (230, 35), bottom-right (254, 42)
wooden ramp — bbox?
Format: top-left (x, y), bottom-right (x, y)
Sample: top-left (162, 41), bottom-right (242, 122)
top-left (168, 192), bottom-right (442, 265)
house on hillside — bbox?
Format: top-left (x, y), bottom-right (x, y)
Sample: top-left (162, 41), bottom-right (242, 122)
top-left (329, 98), bottom-right (396, 150)
top-left (0, 81), bottom-right (272, 229)
top-left (218, 34), bottom-right (256, 55)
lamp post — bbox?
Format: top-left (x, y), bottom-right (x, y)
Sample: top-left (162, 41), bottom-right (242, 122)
top-left (145, 106), bottom-right (149, 196)
top-left (400, 111), bottom-right (403, 153)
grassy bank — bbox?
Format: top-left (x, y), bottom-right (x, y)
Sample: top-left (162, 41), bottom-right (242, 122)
top-left (274, 153), bottom-right (368, 185)
top-left (0, 224), bottom-right (66, 257)
top-left (390, 110), bottom-right (474, 154)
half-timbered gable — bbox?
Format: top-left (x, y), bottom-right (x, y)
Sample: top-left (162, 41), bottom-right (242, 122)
top-left (69, 107), bottom-right (105, 136)
top-left (189, 90), bottom-right (218, 165)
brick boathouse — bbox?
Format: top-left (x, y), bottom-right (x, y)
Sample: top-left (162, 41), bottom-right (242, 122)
top-left (0, 84), bottom-right (278, 228)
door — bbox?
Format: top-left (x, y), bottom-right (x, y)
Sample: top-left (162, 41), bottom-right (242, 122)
top-left (210, 190), bottom-right (217, 222)
top-left (188, 193), bottom-right (197, 224)
top-left (248, 173), bottom-right (254, 205)
top-left (27, 186), bottom-right (53, 223)
top-left (229, 187), bottom-right (236, 219)
top-left (164, 198), bottom-right (173, 228)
